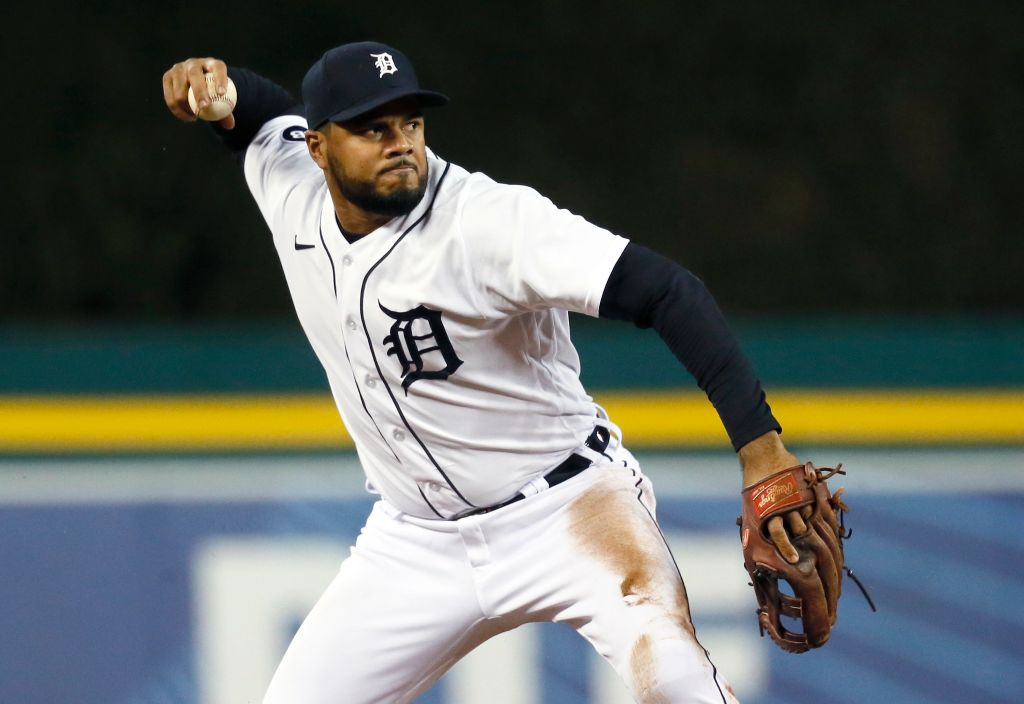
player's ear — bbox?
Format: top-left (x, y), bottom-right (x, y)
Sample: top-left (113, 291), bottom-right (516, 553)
top-left (305, 127), bottom-right (329, 169)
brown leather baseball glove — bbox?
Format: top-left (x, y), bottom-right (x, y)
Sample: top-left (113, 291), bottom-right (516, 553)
top-left (738, 462), bottom-right (853, 653)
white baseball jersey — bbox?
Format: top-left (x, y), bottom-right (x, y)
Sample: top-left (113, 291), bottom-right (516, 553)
top-left (244, 115), bottom-right (629, 519)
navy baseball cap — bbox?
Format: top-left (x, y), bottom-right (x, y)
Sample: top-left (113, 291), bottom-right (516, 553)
top-left (302, 41), bottom-right (449, 129)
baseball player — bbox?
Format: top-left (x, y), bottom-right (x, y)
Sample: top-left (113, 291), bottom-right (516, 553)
top-left (163, 41), bottom-right (816, 704)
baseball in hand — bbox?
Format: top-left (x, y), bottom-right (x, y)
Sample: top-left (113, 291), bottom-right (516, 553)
top-left (188, 74), bottom-right (237, 121)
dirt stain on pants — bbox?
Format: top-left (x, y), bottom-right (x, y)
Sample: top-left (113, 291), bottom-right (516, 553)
top-left (568, 474), bottom-right (701, 702)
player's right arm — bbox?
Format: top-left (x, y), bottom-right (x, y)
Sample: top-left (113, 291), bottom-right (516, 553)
top-left (162, 58), bottom-right (302, 152)
top-left (162, 57), bottom-right (318, 267)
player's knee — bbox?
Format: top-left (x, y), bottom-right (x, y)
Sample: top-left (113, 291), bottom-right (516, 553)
top-left (637, 671), bottom-right (737, 704)
top-left (628, 637), bottom-right (735, 704)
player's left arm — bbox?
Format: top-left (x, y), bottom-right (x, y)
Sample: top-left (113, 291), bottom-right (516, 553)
top-left (598, 241), bottom-right (805, 560)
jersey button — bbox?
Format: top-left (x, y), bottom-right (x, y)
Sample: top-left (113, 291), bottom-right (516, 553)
top-left (365, 375), bottom-right (378, 388)
top-left (342, 255), bottom-right (353, 266)
top-left (346, 317), bottom-right (357, 331)
top-left (392, 428), bottom-right (406, 442)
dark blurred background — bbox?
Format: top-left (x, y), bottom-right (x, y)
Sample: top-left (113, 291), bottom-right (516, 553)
top-left (3, 1), bottom-right (1022, 323)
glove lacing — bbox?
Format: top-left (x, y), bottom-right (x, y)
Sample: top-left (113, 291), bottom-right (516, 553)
top-left (822, 466), bottom-right (877, 613)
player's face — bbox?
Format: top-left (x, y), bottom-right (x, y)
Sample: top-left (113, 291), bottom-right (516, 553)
top-left (322, 99), bottom-right (429, 218)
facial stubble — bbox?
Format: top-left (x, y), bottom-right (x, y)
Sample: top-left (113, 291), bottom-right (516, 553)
top-left (330, 154), bottom-right (428, 218)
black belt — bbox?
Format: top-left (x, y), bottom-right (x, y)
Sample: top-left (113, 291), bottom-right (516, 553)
top-left (451, 425), bottom-right (611, 520)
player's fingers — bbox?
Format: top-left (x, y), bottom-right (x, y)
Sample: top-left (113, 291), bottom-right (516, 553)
top-left (768, 516), bottom-right (800, 564)
top-left (185, 60), bottom-right (212, 116)
top-left (163, 64), bottom-right (196, 122)
top-left (162, 69), bottom-right (180, 116)
top-left (801, 505), bottom-right (813, 519)
top-left (173, 69), bottom-right (199, 120)
top-left (218, 113), bottom-right (235, 130)
top-left (786, 509), bottom-right (808, 536)
top-left (200, 58), bottom-right (230, 97)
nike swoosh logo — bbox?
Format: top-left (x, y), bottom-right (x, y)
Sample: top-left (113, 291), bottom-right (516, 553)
top-left (294, 235), bottom-right (315, 251)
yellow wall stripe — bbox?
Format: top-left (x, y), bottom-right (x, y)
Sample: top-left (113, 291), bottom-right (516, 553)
top-left (0, 395), bottom-right (350, 452)
top-left (598, 389), bottom-right (1024, 445)
top-left (0, 390), bottom-right (1020, 452)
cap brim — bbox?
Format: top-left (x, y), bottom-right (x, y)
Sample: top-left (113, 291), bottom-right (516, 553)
top-left (324, 89), bottom-right (450, 125)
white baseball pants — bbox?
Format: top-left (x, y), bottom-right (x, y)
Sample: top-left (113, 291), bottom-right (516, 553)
top-left (262, 450), bottom-right (739, 704)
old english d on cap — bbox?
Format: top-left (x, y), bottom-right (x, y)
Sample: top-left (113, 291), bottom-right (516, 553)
top-left (303, 41), bottom-right (449, 129)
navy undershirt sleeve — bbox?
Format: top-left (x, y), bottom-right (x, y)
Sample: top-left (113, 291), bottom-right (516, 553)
top-left (598, 242), bottom-right (781, 452)
top-left (208, 67), bottom-right (303, 153)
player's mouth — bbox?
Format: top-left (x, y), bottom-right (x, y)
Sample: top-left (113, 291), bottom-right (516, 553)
top-left (380, 160), bottom-right (418, 176)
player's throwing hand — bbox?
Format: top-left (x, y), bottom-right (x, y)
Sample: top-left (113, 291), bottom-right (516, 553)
top-left (162, 57), bottom-right (235, 129)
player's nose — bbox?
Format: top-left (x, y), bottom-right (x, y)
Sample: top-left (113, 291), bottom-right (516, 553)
top-left (383, 127), bottom-right (414, 157)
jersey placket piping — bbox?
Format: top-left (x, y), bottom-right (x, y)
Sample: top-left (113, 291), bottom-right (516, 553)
top-left (316, 223), bottom-right (339, 298)
top-left (355, 161), bottom-right (477, 510)
top-left (320, 222), bottom-right (402, 464)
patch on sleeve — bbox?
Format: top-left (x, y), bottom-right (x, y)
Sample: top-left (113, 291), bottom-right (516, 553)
top-left (282, 125), bottom-right (306, 142)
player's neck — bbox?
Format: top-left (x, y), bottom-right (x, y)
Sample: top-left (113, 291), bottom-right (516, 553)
top-left (332, 201), bottom-right (392, 237)
top-left (327, 182), bottom-right (393, 237)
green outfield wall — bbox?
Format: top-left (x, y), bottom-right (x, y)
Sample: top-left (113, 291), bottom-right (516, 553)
top-left (3, 316), bottom-right (1023, 393)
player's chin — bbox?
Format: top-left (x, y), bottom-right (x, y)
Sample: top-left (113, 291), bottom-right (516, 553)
top-left (376, 174), bottom-right (423, 199)
top-left (366, 184), bottom-right (425, 217)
